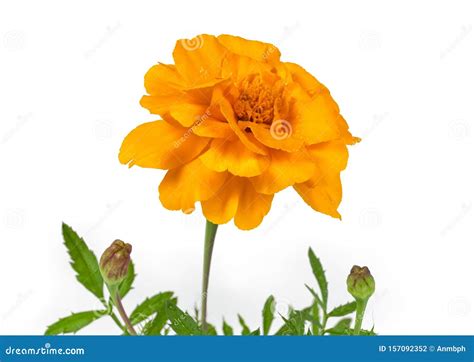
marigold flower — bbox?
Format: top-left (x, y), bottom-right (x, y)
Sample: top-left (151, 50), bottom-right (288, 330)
top-left (119, 34), bottom-right (359, 230)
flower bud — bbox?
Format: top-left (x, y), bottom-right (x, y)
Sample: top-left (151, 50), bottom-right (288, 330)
top-left (347, 265), bottom-right (375, 301)
top-left (99, 240), bottom-right (132, 286)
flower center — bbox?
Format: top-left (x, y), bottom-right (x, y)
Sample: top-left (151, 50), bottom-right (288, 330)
top-left (233, 76), bottom-right (282, 125)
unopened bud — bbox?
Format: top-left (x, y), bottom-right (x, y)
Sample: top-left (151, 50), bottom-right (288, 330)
top-left (347, 265), bottom-right (375, 301)
top-left (99, 240), bottom-right (132, 286)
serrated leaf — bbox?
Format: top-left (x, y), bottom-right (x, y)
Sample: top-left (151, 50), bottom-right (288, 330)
top-left (308, 248), bottom-right (328, 309)
top-left (262, 295), bottom-right (275, 335)
top-left (45, 310), bottom-right (106, 335)
top-left (118, 260), bottom-right (135, 298)
top-left (328, 301), bottom-right (357, 317)
top-left (325, 318), bottom-right (352, 335)
top-left (130, 292), bottom-right (174, 325)
top-left (166, 303), bottom-right (201, 335)
top-left (62, 223), bottom-right (104, 299)
top-left (304, 284), bottom-right (324, 308)
top-left (238, 314), bottom-right (250, 335)
top-left (142, 298), bottom-right (176, 336)
top-left (222, 319), bottom-right (233, 336)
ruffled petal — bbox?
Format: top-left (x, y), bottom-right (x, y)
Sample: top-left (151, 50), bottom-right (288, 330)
top-left (119, 120), bottom-right (209, 169)
top-left (159, 158), bottom-right (228, 211)
top-left (234, 181), bottom-right (274, 230)
top-left (213, 85), bottom-right (268, 155)
top-left (201, 176), bottom-right (274, 230)
top-left (239, 121), bottom-right (304, 152)
top-left (294, 140), bottom-right (350, 218)
top-left (290, 90), bottom-right (343, 145)
top-left (250, 149), bottom-right (315, 194)
top-left (217, 34), bottom-right (281, 65)
top-left (173, 34), bottom-right (227, 86)
top-left (284, 62), bottom-right (327, 97)
top-left (200, 138), bottom-right (270, 177)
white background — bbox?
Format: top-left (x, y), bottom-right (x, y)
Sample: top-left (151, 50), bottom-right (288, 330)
top-left (1, 0), bottom-right (473, 335)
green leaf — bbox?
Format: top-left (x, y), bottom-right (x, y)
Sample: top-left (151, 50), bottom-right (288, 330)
top-left (166, 303), bottom-right (201, 335)
top-left (205, 323), bottom-right (218, 336)
top-left (222, 319), bottom-right (234, 336)
top-left (118, 260), bottom-right (135, 298)
top-left (250, 328), bottom-right (260, 336)
top-left (130, 292), bottom-right (174, 325)
top-left (262, 295), bottom-right (275, 335)
top-left (325, 318), bottom-right (352, 335)
top-left (238, 314), bottom-right (250, 335)
top-left (304, 284), bottom-right (324, 308)
top-left (310, 300), bottom-right (320, 335)
top-left (328, 301), bottom-right (357, 317)
top-left (142, 298), bottom-right (176, 336)
top-left (62, 223), bottom-right (104, 299)
top-left (45, 310), bottom-right (106, 335)
top-left (308, 248), bottom-right (328, 309)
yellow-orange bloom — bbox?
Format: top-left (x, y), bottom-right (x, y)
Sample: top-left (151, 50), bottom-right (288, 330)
top-left (119, 34), bottom-right (359, 230)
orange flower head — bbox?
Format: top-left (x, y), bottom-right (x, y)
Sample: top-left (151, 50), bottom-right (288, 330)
top-left (119, 34), bottom-right (359, 230)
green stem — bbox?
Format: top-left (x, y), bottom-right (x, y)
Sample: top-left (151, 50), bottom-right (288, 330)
top-left (101, 299), bottom-right (126, 333)
top-left (201, 219), bottom-right (218, 333)
top-left (110, 311), bottom-right (126, 332)
top-left (353, 298), bottom-right (368, 336)
top-left (109, 285), bottom-right (137, 336)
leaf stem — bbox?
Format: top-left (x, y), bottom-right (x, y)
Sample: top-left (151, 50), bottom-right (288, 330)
top-left (353, 298), bottom-right (368, 336)
top-left (201, 219), bottom-right (218, 333)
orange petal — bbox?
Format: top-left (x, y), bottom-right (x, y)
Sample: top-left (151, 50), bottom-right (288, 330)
top-left (221, 52), bottom-right (272, 82)
top-left (191, 117), bottom-right (234, 138)
top-left (290, 91), bottom-right (342, 145)
top-left (250, 149), bottom-right (315, 194)
top-left (306, 140), bottom-right (349, 172)
top-left (285, 62), bottom-right (328, 97)
top-left (119, 120), bottom-right (209, 170)
top-left (144, 63), bottom-right (186, 95)
top-left (217, 34), bottom-right (281, 65)
top-left (201, 176), bottom-right (242, 225)
top-left (294, 140), bottom-right (351, 219)
top-left (159, 158), bottom-right (228, 211)
top-left (141, 87), bottom-right (213, 127)
top-left (214, 85), bottom-right (268, 155)
top-left (294, 170), bottom-right (342, 219)
top-left (240, 121), bottom-right (304, 152)
top-left (173, 34), bottom-right (227, 86)
top-left (234, 181), bottom-right (274, 230)
top-left (201, 176), bottom-right (274, 230)
top-left (200, 138), bottom-right (270, 177)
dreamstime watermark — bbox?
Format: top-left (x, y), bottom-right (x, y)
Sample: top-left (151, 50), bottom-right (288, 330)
top-left (358, 30), bottom-right (382, 51)
top-left (448, 120), bottom-right (470, 141)
top-left (359, 208), bottom-right (382, 228)
top-left (1, 113), bottom-right (33, 145)
top-left (360, 112), bottom-right (389, 139)
top-left (3, 30), bottom-right (26, 51)
top-left (440, 25), bottom-right (472, 59)
top-left (2, 290), bottom-right (34, 322)
top-left (270, 119), bottom-right (292, 140)
top-left (440, 202), bottom-right (471, 237)
top-left (5, 343), bottom-right (85, 356)
top-left (174, 110), bottom-right (212, 149)
top-left (3, 208), bottom-right (26, 230)
top-left (84, 22), bottom-right (121, 58)
top-left (448, 297), bottom-right (471, 318)
top-left (180, 35), bottom-right (204, 51)
top-left (94, 120), bottom-right (114, 141)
